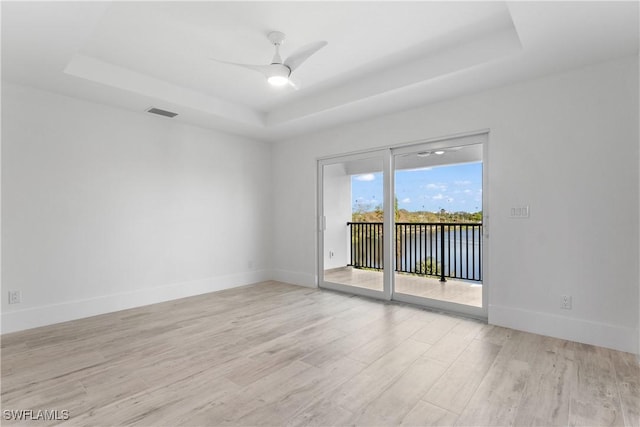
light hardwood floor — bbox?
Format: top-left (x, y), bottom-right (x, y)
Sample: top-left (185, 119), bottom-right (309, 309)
top-left (1, 281), bottom-right (638, 426)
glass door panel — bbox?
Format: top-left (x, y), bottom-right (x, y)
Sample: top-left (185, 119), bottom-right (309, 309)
top-left (319, 154), bottom-right (386, 297)
top-left (392, 141), bottom-right (485, 314)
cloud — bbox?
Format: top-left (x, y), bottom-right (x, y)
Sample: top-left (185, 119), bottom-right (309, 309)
top-left (432, 194), bottom-right (444, 200)
top-left (464, 189), bottom-right (472, 194)
top-left (454, 180), bottom-right (472, 186)
top-left (354, 174), bottom-right (375, 181)
top-left (401, 198), bottom-right (411, 204)
top-left (404, 167), bottom-right (433, 172)
top-left (354, 196), bottom-right (378, 204)
top-left (424, 183), bottom-right (447, 191)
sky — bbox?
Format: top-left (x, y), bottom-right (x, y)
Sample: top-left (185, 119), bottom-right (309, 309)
top-left (352, 162), bottom-right (482, 213)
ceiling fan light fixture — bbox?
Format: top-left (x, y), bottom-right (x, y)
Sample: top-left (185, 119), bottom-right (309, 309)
top-left (267, 75), bottom-right (290, 86)
top-left (266, 63), bottom-right (291, 87)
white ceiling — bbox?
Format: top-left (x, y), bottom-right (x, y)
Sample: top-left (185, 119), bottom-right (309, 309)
top-left (2, 1), bottom-right (638, 142)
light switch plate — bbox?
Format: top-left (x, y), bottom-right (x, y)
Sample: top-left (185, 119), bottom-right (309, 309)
top-left (510, 205), bottom-right (530, 218)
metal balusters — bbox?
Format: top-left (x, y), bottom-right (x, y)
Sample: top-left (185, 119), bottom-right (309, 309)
top-left (347, 222), bottom-right (482, 281)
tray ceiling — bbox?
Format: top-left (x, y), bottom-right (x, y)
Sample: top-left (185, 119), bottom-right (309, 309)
top-left (2, 1), bottom-right (638, 141)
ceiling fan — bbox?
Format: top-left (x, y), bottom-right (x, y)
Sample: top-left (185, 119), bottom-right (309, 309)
top-left (211, 31), bottom-right (327, 89)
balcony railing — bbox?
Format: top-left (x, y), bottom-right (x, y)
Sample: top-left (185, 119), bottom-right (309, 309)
top-left (347, 222), bottom-right (482, 282)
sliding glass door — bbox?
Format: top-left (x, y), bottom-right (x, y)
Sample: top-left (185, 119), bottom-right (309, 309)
top-left (391, 139), bottom-right (487, 318)
top-left (318, 151), bottom-right (391, 299)
top-left (318, 132), bottom-right (487, 318)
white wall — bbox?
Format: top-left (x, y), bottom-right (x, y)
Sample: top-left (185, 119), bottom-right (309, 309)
top-left (272, 55), bottom-right (640, 354)
top-left (2, 58), bottom-right (638, 356)
top-left (1, 83), bottom-right (273, 333)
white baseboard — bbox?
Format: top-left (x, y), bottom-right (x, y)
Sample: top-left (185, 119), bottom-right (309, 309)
top-left (6, 273), bottom-right (637, 357)
top-left (1, 270), bottom-right (272, 334)
top-left (271, 269), bottom-right (317, 288)
top-left (489, 304), bottom-right (639, 354)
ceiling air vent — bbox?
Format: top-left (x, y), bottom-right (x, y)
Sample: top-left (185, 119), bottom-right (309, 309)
top-left (146, 107), bottom-right (178, 118)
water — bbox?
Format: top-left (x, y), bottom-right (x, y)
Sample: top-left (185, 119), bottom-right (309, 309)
top-left (397, 228), bottom-right (482, 280)
top-left (351, 225), bottom-right (482, 281)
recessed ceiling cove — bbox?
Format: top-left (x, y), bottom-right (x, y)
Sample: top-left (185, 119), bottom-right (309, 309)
top-left (2, 1), bottom-right (638, 141)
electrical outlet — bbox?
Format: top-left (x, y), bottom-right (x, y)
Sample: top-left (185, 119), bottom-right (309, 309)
top-left (8, 290), bottom-right (21, 304)
top-left (561, 295), bottom-right (572, 310)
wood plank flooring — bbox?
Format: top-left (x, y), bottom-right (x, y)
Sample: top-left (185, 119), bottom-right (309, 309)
top-left (1, 281), bottom-right (638, 426)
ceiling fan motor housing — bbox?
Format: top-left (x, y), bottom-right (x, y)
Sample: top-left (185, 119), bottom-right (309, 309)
top-left (267, 31), bottom-right (286, 46)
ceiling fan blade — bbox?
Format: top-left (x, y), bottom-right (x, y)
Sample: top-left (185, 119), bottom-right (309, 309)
top-left (288, 75), bottom-right (301, 91)
top-left (209, 58), bottom-right (271, 77)
top-left (283, 41), bottom-right (327, 72)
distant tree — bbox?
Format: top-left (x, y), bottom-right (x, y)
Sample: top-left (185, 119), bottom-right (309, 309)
top-left (394, 197), bottom-right (399, 222)
top-left (352, 201), bottom-right (372, 222)
top-left (373, 204), bottom-right (383, 221)
top-left (470, 211), bottom-right (483, 222)
top-left (352, 207), bottom-right (482, 224)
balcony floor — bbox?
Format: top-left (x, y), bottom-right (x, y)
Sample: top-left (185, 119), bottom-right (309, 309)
top-left (324, 266), bottom-right (482, 307)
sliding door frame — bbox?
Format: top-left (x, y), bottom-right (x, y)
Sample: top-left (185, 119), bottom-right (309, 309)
top-left (317, 130), bottom-right (489, 320)
top-left (390, 134), bottom-right (489, 320)
top-left (317, 149), bottom-right (392, 300)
